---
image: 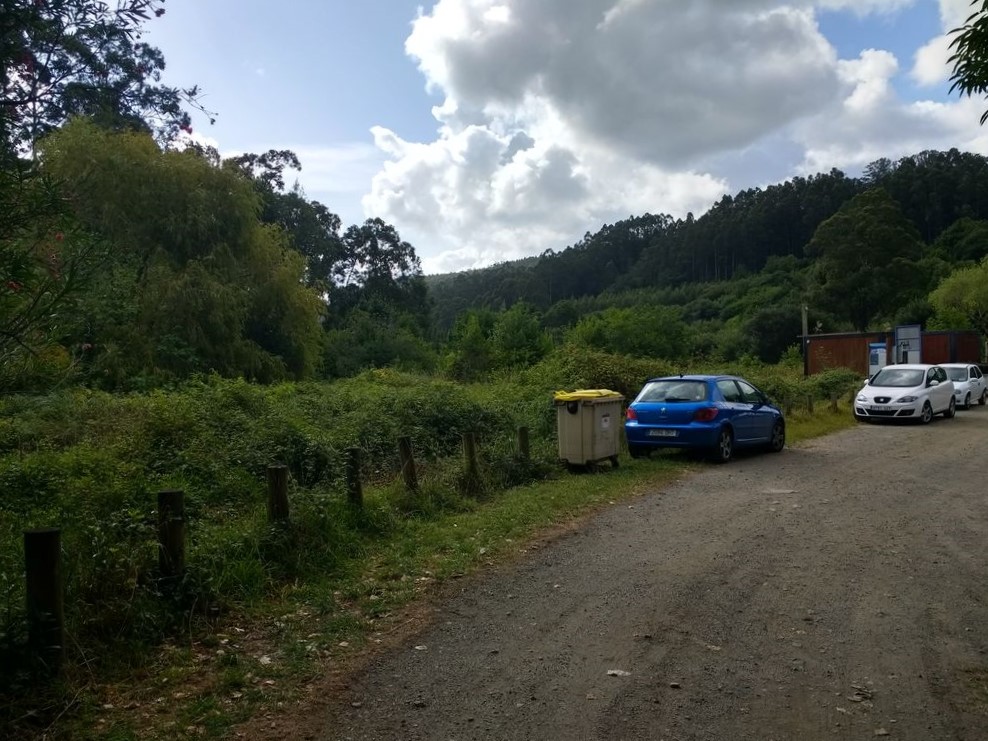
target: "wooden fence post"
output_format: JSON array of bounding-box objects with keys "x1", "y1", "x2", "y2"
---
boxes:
[
  {"x1": 397, "y1": 436, "x2": 418, "y2": 492},
  {"x1": 830, "y1": 393, "x2": 839, "y2": 413},
  {"x1": 266, "y1": 465, "x2": 290, "y2": 523},
  {"x1": 345, "y1": 447, "x2": 363, "y2": 508},
  {"x1": 805, "y1": 395, "x2": 814, "y2": 414},
  {"x1": 784, "y1": 397, "x2": 793, "y2": 417},
  {"x1": 157, "y1": 490, "x2": 186, "y2": 579},
  {"x1": 24, "y1": 528, "x2": 64, "y2": 675},
  {"x1": 517, "y1": 426, "x2": 530, "y2": 461}
]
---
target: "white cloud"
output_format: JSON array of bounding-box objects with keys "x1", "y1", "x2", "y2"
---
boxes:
[
  {"x1": 365, "y1": 0, "x2": 988, "y2": 273},
  {"x1": 364, "y1": 121, "x2": 726, "y2": 273},
  {"x1": 912, "y1": 34, "x2": 951, "y2": 86},
  {"x1": 910, "y1": 0, "x2": 975, "y2": 86},
  {"x1": 798, "y1": 48, "x2": 988, "y2": 174}
]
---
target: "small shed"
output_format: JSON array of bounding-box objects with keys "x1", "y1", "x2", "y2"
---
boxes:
[{"x1": 804, "y1": 329, "x2": 981, "y2": 376}]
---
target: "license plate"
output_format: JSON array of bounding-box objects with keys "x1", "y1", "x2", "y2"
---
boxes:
[
  {"x1": 648, "y1": 429, "x2": 678, "y2": 438},
  {"x1": 870, "y1": 405, "x2": 895, "y2": 412}
]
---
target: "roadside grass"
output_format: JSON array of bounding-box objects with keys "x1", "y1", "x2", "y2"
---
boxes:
[{"x1": 60, "y1": 402, "x2": 858, "y2": 740}]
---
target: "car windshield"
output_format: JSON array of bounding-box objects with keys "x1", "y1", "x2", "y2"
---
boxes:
[
  {"x1": 946, "y1": 368, "x2": 968, "y2": 382},
  {"x1": 870, "y1": 368, "x2": 925, "y2": 387},
  {"x1": 637, "y1": 380, "x2": 708, "y2": 403}
]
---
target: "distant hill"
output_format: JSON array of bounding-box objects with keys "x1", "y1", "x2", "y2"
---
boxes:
[{"x1": 427, "y1": 149, "x2": 988, "y2": 335}]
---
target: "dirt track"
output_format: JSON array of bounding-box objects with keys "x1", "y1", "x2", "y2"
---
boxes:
[{"x1": 323, "y1": 412, "x2": 988, "y2": 740}]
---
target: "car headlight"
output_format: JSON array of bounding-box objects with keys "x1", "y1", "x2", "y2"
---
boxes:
[
  {"x1": 856, "y1": 394, "x2": 868, "y2": 402},
  {"x1": 898, "y1": 396, "x2": 918, "y2": 403}
]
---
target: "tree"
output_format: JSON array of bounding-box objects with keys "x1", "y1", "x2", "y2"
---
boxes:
[
  {"x1": 566, "y1": 306, "x2": 687, "y2": 359},
  {"x1": 0, "y1": 163, "x2": 108, "y2": 389},
  {"x1": 442, "y1": 309, "x2": 496, "y2": 381},
  {"x1": 929, "y1": 258, "x2": 988, "y2": 337},
  {"x1": 949, "y1": 0, "x2": 988, "y2": 125},
  {"x1": 332, "y1": 218, "x2": 430, "y2": 327},
  {"x1": 806, "y1": 188, "x2": 927, "y2": 330},
  {"x1": 256, "y1": 185, "x2": 346, "y2": 291},
  {"x1": 489, "y1": 302, "x2": 552, "y2": 369},
  {"x1": 37, "y1": 118, "x2": 324, "y2": 384},
  {"x1": 744, "y1": 306, "x2": 803, "y2": 363},
  {"x1": 323, "y1": 309, "x2": 435, "y2": 378},
  {"x1": 932, "y1": 217, "x2": 988, "y2": 263},
  {"x1": 224, "y1": 149, "x2": 300, "y2": 192},
  {"x1": 1, "y1": 0, "x2": 212, "y2": 154}
]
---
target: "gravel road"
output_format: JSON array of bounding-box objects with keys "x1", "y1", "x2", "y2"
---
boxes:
[{"x1": 323, "y1": 412, "x2": 988, "y2": 740}]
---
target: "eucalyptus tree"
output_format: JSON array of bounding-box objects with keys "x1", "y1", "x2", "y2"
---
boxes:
[
  {"x1": 949, "y1": 0, "x2": 988, "y2": 124},
  {"x1": 1, "y1": 0, "x2": 210, "y2": 154}
]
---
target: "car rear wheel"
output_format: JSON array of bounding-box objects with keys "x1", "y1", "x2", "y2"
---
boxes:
[
  {"x1": 768, "y1": 419, "x2": 785, "y2": 453},
  {"x1": 980, "y1": 390, "x2": 987, "y2": 406},
  {"x1": 943, "y1": 397, "x2": 956, "y2": 419},
  {"x1": 964, "y1": 393, "x2": 971, "y2": 409},
  {"x1": 920, "y1": 401, "x2": 934, "y2": 424},
  {"x1": 711, "y1": 428, "x2": 733, "y2": 463}
]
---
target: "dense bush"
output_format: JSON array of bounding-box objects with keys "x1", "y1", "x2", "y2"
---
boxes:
[{"x1": 0, "y1": 371, "x2": 564, "y2": 684}]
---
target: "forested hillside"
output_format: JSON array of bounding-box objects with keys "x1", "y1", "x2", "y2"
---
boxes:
[
  {"x1": 427, "y1": 150, "x2": 988, "y2": 368},
  {"x1": 429, "y1": 151, "x2": 988, "y2": 324}
]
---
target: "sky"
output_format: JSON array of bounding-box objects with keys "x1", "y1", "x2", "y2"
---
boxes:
[{"x1": 145, "y1": 0, "x2": 988, "y2": 275}]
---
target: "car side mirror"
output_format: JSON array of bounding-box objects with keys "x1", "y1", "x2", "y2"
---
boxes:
[{"x1": 929, "y1": 380, "x2": 940, "y2": 387}]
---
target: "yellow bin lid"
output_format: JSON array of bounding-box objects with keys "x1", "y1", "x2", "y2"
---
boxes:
[{"x1": 553, "y1": 389, "x2": 623, "y2": 402}]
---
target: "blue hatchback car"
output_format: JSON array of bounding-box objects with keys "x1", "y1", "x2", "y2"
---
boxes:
[{"x1": 624, "y1": 375, "x2": 785, "y2": 462}]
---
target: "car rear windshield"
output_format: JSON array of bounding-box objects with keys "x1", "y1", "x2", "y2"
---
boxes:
[
  {"x1": 636, "y1": 380, "x2": 708, "y2": 403},
  {"x1": 870, "y1": 368, "x2": 925, "y2": 387},
  {"x1": 946, "y1": 368, "x2": 968, "y2": 382}
]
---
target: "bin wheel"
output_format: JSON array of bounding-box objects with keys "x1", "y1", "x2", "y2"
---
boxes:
[{"x1": 610, "y1": 455, "x2": 619, "y2": 469}]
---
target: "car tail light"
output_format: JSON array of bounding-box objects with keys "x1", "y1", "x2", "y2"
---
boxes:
[
  {"x1": 625, "y1": 407, "x2": 638, "y2": 421},
  {"x1": 693, "y1": 407, "x2": 719, "y2": 422}
]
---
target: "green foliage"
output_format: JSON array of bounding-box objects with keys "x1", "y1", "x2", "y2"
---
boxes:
[
  {"x1": 36, "y1": 119, "x2": 326, "y2": 384},
  {"x1": 489, "y1": 302, "x2": 552, "y2": 369},
  {"x1": 807, "y1": 188, "x2": 927, "y2": 330},
  {"x1": 949, "y1": 0, "x2": 988, "y2": 125},
  {"x1": 744, "y1": 305, "x2": 803, "y2": 363},
  {"x1": 566, "y1": 305, "x2": 687, "y2": 359},
  {"x1": 1, "y1": 0, "x2": 208, "y2": 153},
  {"x1": 525, "y1": 345, "x2": 676, "y2": 399},
  {"x1": 441, "y1": 309, "x2": 497, "y2": 381},
  {"x1": 933, "y1": 217, "x2": 988, "y2": 262},
  {"x1": 0, "y1": 160, "x2": 109, "y2": 391},
  {"x1": 324, "y1": 310, "x2": 436, "y2": 378},
  {"x1": 930, "y1": 257, "x2": 988, "y2": 336},
  {"x1": 808, "y1": 368, "x2": 863, "y2": 398},
  {"x1": 0, "y1": 372, "x2": 561, "y2": 669}
]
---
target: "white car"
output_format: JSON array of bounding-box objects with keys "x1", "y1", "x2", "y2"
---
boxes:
[
  {"x1": 854, "y1": 364, "x2": 955, "y2": 424},
  {"x1": 941, "y1": 363, "x2": 987, "y2": 409}
]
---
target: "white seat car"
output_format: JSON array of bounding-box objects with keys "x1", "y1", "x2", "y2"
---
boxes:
[
  {"x1": 941, "y1": 363, "x2": 987, "y2": 409},
  {"x1": 854, "y1": 364, "x2": 955, "y2": 423}
]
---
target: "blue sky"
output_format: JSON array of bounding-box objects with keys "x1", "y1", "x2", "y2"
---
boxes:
[{"x1": 146, "y1": 0, "x2": 988, "y2": 274}]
